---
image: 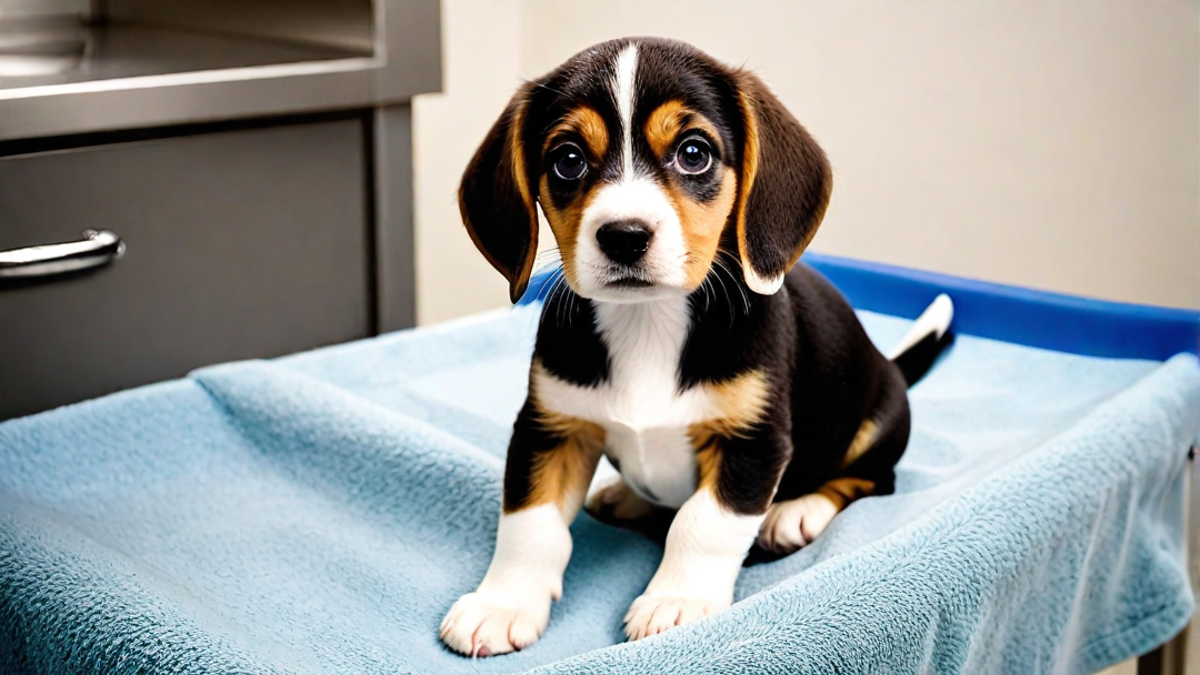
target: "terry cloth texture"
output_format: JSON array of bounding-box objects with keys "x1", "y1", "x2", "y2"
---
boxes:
[{"x1": 2, "y1": 303, "x2": 1199, "y2": 675}]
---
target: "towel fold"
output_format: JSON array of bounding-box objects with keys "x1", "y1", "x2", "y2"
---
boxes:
[{"x1": 2, "y1": 304, "x2": 1198, "y2": 674}]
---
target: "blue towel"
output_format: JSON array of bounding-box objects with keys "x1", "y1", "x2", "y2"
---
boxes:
[{"x1": 2, "y1": 303, "x2": 1199, "y2": 675}]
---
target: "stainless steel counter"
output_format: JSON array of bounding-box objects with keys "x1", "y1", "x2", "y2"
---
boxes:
[{"x1": 0, "y1": 0, "x2": 440, "y2": 141}]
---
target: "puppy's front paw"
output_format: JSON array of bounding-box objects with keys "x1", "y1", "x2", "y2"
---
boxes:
[
  {"x1": 439, "y1": 590, "x2": 551, "y2": 657},
  {"x1": 756, "y1": 493, "x2": 839, "y2": 554},
  {"x1": 623, "y1": 593, "x2": 725, "y2": 641}
]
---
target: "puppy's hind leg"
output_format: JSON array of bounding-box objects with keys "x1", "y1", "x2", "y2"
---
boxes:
[
  {"x1": 759, "y1": 378, "x2": 910, "y2": 555},
  {"x1": 757, "y1": 477, "x2": 875, "y2": 554}
]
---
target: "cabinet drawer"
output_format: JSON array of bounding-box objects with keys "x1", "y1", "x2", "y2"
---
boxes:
[{"x1": 0, "y1": 119, "x2": 370, "y2": 420}]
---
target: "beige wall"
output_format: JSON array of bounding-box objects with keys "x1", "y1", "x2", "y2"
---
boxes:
[
  {"x1": 412, "y1": 0, "x2": 523, "y2": 324},
  {"x1": 414, "y1": 1, "x2": 1200, "y2": 325}
]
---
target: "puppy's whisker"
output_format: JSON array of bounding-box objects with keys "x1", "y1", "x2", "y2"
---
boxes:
[
  {"x1": 567, "y1": 285, "x2": 579, "y2": 330},
  {"x1": 553, "y1": 273, "x2": 573, "y2": 329},
  {"x1": 712, "y1": 258, "x2": 750, "y2": 316},
  {"x1": 707, "y1": 261, "x2": 736, "y2": 327},
  {"x1": 699, "y1": 273, "x2": 714, "y2": 313},
  {"x1": 541, "y1": 267, "x2": 568, "y2": 327},
  {"x1": 534, "y1": 247, "x2": 563, "y2": 272},
  {"x1": 711, "y1": 250, "x2": 751, "y2": 315}
]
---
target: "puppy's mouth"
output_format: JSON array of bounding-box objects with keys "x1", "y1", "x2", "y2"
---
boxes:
[
  {"x1": 570, "y1": 259, "x2": 689, "y2": 304},
  {"x1": 595, "y1": 261, "x2": 656, "y2": 289},
  {"x1": 605, "y1": 275, "x2": 654, "y2": 289},
  {"x1": 583, "y1": 272, "x2": 689, "y2": 304}
]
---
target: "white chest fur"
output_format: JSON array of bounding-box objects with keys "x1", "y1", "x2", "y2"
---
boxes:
[{"x1": 534, "y1": 297, "x2": 717, "y2": 509}]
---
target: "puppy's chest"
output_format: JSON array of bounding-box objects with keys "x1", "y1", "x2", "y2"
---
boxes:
[
  {"x1": 545, "y1": 359, "x2": 713, "y2": 509},
  {"x1": 537, "y1": 301, "x2": 714, "y2": 508}
]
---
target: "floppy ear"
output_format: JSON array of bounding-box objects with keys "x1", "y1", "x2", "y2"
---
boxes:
[
  {"x1": 732, "y1": 73, "x2": 832, "y2": 295},
  {"x1": 459, "y1": 86, "x2": 539, "y2": 303}
]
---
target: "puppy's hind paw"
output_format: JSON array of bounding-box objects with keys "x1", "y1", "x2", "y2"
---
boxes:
[
  {"x1": 756, "y1": 493, "x2": 839, "y2": 555},
  {"x1": 585, "y1": 477, "x2": 655, "y2": 522}
]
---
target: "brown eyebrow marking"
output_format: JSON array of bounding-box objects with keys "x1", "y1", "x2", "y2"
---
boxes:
[
  {"x1": 644, "y1": 100, "x2": 724, "y2": 159},
  {"x1": 543, "y1": 105, "x2": 609, "y2": 158}
]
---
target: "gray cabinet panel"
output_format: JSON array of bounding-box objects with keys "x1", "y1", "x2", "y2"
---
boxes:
[{"x1": 0, "y1": 119, "x2": 370, "y2": 420}]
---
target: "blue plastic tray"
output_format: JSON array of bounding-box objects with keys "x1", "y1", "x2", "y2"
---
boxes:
[{"x1": 521, "y1": 253, "x2": 1200, "y2": 361}]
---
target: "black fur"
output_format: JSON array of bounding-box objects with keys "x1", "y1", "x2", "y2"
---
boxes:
[
  {"x1": 893, "y1": 331, "x2": 956, "y2": 386},
  {"x1": 736, "y1": 72, "x2": 831, "y2": 282},
  {"x1": 536, "y1": 290, "x2": 610, "y2": 387},
  {"x1": 537, "y1": 259, "x2": 915, "y2": 517}
]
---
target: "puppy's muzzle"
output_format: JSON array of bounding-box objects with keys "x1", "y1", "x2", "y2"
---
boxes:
[{"x1": 596, "y1": 219, "x2": 653, "y2": 266}]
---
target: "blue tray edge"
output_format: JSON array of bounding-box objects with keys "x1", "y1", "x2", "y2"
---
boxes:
[{"x1": 519, "y1": 254, "x2": 1200, "y2": 361}]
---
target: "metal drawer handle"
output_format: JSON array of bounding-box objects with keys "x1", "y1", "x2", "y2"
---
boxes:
[{"x1": 0, "y1": 229, "x2": 125, "y2": 279}]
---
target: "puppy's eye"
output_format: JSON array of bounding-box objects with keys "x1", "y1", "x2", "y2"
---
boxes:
[
  {"x1": 674, "y1": 137, "x2": 712, "y2": 175},
  {"x1": 552, "y1": 144, "x2": 588, "y2": 181}
]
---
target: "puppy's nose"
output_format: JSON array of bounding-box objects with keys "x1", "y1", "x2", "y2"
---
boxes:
[{"x1": 596, "y1": 220, "x2": 652, "y2": 266}]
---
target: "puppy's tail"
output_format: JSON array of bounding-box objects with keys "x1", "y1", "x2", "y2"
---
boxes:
[{"x1": 886, "y1": 294, "x2": 954, "y2": 386}]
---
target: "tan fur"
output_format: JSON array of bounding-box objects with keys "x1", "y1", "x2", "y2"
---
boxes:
[
  {"x1": 519, "y1": 434, "x2": 604, "y2": 516},
  {"x1": 538, "y1": 175, "x2": 599, "y2": 289},
  {"x1": 815, "y1": 477, "x2": 876, "y2": 511},
  {"x1": 689, "y1": 369, "x2": 772, "y2": 505},
  {"x1": 494, "y1": 98, "x2": 538, "y2": 301},
  {"x1": 643, "y1": 100, "x2": 725, "y2": 158},
  {"x1": 839, "y1": 419, "x2": 880, "y2": 469},
  {"x1": 689, "y1": 369, "x2": 772, "y2": 442},
  {"x1": 544, "y1": 105, "x2": 609, "y2": 159},
  {"x1": 695, "y1": 436, "x2": 722, "y2": 491},
  {"x1": 508, "y1": 361, "x2": 606, "y2": 515},
  {"x1": 669, "y1": 168, "x2": 737, "y2": 289},
  {"x1": 733, "y1": 89, "x2": 762, "y2": 280}
]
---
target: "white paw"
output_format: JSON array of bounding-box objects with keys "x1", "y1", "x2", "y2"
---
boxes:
[
  {"x1": 439, "y1": 589, "x2": 551, "y2": 657},
  {"x1": 756, "y1": 493, "x2": 839, "y2": 554},
  {"x1": 623, "y1": 593, "x2": 726, "y2": 641},
  {"x1": 585, "y1": 477, "x2": 655, "y2": 521}
]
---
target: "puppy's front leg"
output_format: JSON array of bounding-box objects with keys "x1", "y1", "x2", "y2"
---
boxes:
[
  {"x1": 624, "y1": 435, "x2": 786, "y2": 640},
  {"x1": 440, "y1": 398, "x2": 603, "y2": 656}
]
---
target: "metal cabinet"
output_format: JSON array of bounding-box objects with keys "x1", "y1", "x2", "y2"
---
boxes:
[{"x1": 0, "y1": 119, "x2": 372, "y2": 419}]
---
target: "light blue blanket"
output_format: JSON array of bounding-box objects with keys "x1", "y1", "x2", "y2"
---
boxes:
[{"x1": 2, "y1": 303, "x2": 1199, "y2": 674}]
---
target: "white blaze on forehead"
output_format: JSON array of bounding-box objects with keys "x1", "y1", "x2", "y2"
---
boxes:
[
  {"x1": 570, "y1": 42, "x2": 692, "y2": 300},
  {"x1": 613, "y1": 43, "x2": 638, "y2": 179}
]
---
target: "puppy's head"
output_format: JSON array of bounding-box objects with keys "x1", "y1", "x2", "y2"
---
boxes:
[{"x1": 460, "y1": 37, "x2": 831, "y2": 304}]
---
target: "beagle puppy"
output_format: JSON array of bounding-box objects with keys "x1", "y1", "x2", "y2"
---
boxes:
[{"x1": 439, "y1": 37, "x2": 953, "y2": 656}]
